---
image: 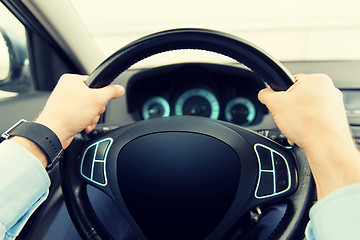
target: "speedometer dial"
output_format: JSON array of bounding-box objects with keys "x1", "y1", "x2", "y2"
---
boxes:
[
  {"x1": 225, "y1": 97, "x2": 256, "y2": 125},
  {"x1": 142, "y1": 97, "x2": 170, "y2": 120},
  {"x1": 175, "y1": 88, "x2": 220, "y2": 119}
]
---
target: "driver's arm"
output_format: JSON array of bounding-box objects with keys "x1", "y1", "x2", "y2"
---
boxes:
[
  {"x1": 258, "y1": 73, "x2": 360, "y2": 239},
  {"x1": 0, "y1": 74, "x2": 124, "y2": 240}
]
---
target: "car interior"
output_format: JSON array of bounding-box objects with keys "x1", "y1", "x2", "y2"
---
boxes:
[{"x1": 0, "y1": 0, "x2": 360, "y2": 239}]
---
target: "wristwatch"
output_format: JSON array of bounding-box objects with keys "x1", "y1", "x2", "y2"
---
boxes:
[{"x1": 1, "y1": 119, "x2": 64, "y2": 170}]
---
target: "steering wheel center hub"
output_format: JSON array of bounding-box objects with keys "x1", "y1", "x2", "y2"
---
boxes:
[{"x1": 117, "y1": 132, "x2": 241, "y2": 239}]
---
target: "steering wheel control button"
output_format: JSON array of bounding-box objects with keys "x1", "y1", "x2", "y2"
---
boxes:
[
  {"x1": 274, "y1": 154, "x2": 290, "y2": 193},
  {"x1": 255, "y1": 146, "x2": 273, "y2": 170},
  {"x1": 80, "y1": 138, "x2": 113, "y2": 186},
  {"x1": 95, "y1": 140, "x2": 110, "y2": 160},
  {"x1": 92, "y1": 162, "x2": 106, "y2": 185},
  {"x1": 257, "y1": 172, "x2": 274, "y2": 196},
  {"x1": 81, "y1": 145, "x2": 96, "y2": 179},
  {"x1": 254, "y1": 144, "x2": 291, "y2": 199}
]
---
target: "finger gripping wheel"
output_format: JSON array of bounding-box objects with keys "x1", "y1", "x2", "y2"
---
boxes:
[{"x1": 61, "y1": 28, "x2": 315, "y2": 240}]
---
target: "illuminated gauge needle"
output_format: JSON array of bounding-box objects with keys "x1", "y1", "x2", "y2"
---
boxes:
[
  {"x1": 142, "y1": 97, "x2": 170, "y2": 120},
  {"x1": 186, "y1": 106, "x2": 206, "y2": 115},
  {"x1": 148, "y1": 107, "x2": 159, "y2": 115},
  {"x1": 175, "y1": 88, "x2": 220, "y2": 119}
]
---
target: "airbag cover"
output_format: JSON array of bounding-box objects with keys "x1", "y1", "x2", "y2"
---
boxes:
[{"x1": 117, "y1": 132, "x2": 240, "y2": 239}]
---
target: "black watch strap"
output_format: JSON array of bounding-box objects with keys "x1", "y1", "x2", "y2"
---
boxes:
[{"x1": 1, "y1": 119, "x2": 63, "y2": 170}]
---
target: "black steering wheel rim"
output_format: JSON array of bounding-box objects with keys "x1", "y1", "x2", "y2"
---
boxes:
[
  {"x1": 87, "y1": 28, "x2": 294, "y2": 91},
  {"x1": 60, "y1": 28, "x2": 315, "y2": 240}
]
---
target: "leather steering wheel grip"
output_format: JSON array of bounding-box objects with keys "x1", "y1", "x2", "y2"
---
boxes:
[{"x1": 87, "y1": 28, "x2": 294, "y2": 91}]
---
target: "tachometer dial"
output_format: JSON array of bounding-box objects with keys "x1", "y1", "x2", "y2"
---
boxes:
[
  {"x1": 175, "y1": 88, "x2": 220, "y2": 119},
  {"x1": 142, "y1": 97, "x2": 170, "y2": 120},
  {"x1": 225, "y1": 97, "x2": 256, "y2": 125}
]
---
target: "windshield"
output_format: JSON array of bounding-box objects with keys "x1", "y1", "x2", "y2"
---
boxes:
[{"x1": 72, "y1": 0, "x2": 360, "y2": 62}]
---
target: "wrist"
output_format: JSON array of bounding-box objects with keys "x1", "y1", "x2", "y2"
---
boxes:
[
  {"x1": 35, "y1": 116, "x2": 68, "y2": 148},
  {"x1": 10, "y1": 136, "x2": 48, "y2": 168},
  {"x1": 305, "y1": 134, "x2": 360, "y2": 199},
  {"x1": 1, "y1": 119, "x2": 64, "y2": 170}
]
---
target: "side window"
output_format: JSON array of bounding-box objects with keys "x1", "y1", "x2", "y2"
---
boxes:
[{"x1": 0, "y1": 3, "x2": 32, "y2": 98}]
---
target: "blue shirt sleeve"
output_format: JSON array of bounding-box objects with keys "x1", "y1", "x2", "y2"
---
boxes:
[
  {"x1": 0, "y1": 140, "x2": 50, "y2": 240},
  {"x1": 305, "y1": 183, "x2": 360, "y2": 240}
]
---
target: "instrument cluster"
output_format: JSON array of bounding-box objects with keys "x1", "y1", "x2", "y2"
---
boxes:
[{"x1": 126, "y1": 63, "x2": 268, "y2": 127}]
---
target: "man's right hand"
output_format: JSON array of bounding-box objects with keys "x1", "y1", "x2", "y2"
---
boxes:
[{"x1": 258, "y1": 74, "x2": 360, "y2": 199}]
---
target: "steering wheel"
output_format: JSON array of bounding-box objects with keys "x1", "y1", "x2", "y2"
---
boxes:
[{"x1": 60, "y1": 28, "x2": 315, "y2": 240}]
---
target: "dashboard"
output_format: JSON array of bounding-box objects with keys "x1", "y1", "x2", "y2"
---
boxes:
[{"x1": 126, "y1": 63, "x2": 269, "y2": 127}]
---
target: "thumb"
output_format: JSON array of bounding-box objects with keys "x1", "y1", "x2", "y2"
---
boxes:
[
  {"x1": 258, "y1": 88, "x2": 276, "y2": 105},
  {"x1": 258, "y1": 88, "x2": 287, "y2": 114},
  {"x1": 97, "y1": 84, "x2": 125, "y2": 102}
]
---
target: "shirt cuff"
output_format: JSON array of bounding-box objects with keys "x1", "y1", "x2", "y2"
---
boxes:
[{"x1": 0, "y1": 140, "x2": 50, "y2": 234}]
